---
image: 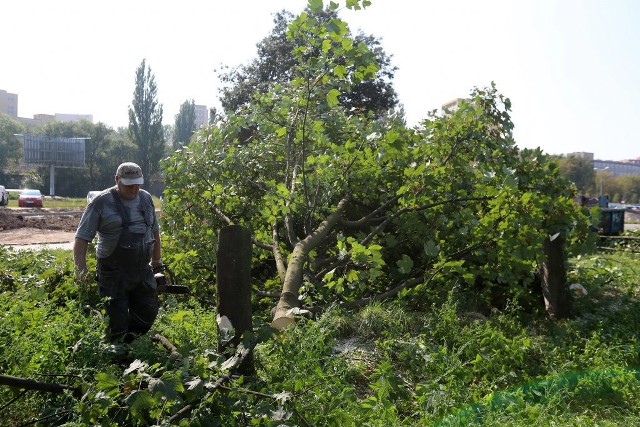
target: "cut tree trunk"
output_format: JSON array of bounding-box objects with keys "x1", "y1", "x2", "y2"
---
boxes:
[
  {"x1": 538, "y1": 234, "x2": 572, "y2": 319},
  {"x1": 271, "y1": 196, "x2": 350, "y2": 329},
  {"x1": 217, "y1": 225, "x2": 253, "y2": 374}
]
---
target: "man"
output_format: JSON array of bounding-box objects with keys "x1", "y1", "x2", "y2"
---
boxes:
[{"x1": 74, "y1": 162, "x2": 162, "y2": 344}]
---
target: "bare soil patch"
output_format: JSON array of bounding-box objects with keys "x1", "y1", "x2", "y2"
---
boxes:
[{"x1": 0, "y1": 208, "x2": 82, "y2": 245}]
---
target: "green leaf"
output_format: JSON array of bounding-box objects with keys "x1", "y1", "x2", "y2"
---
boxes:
[
  {"x1": 333, "y1": 65, "x2": 347, "y2": 78},
  {"x1": 148, "y1": 373, "x2": 184, "y2": 400},
  {"x1": 322, "y1": 39, "x2": 332, "y2": 54},
  {"x1": 503, "y1": 174, "x2": 518, "y2": 189},
  {"x1": 123, "y1": 359, "x2": 146, "y2": 376},
  {"x1": 95, "y1": 372, "x2": 119, "y2": 393},
  {"x1": 125, "y1": 390, "x2": 153, "y2": 420},
  {"x1": 424, "y1": 241, "x2": 440, "y2": 258},
  {"x1": 396, "y1": 255, "x2": 414, "y2": 274},
  {"x1": 308, "y1": 0, "x2": 324, "y2": 13},
  {"x1": 327, "y1": 89, "x2": 341, "y2": 107}
]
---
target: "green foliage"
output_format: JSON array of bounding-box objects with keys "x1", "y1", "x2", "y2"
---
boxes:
[
  {"x1": 0, "y1": 113, "x2": 24, "y2": 174},
  {"x1": 218, "y1": 6, "x2": 397, "y2": 117},
  {"x1": 2, "y1": 244, "x2": 640, "y2": 425},
  {"x1": 2, "y1": 1, "x2": 636, "y2": 425},
  {"x1": 161, "y1": 1, "x2": 596, "y2": 322},
  {"x1": 556, "y1": 154, "x2": 596, "y2": 195}
]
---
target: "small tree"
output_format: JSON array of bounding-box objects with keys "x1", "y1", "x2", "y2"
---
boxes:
[{"x1": 128, "y1": 59, "x2": 165, "y2": 176}]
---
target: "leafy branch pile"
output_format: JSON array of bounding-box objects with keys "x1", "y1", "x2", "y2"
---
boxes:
[{"x1": 162, "y1": 1, "x2": 594, "y2": 326}]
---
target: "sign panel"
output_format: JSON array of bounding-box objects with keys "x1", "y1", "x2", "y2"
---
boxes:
[{"x1": 22, "y1": 135, "x2": 86, "y2": 167}]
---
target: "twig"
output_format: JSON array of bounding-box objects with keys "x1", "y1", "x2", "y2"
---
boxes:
[
  {"x1": 152, "y1": 334, "x2": 183, "y2": 360},
  {"x1": 19, "y1": 409, "x2": 70, "y2": 427},
  {"x1": 0, "y1": 389, "x2": 27, "y2": 411}
]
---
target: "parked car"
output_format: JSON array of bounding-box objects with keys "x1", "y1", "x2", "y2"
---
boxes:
[
  {"x1": 86, "y1": 191, "x2": 101, "y2": 204},
  {"x1": 18, "y1": 189, "x2": 44, "y2": 208},
  {"x1": 0, "y1": 185, "x2": 8, "y2": 206}
]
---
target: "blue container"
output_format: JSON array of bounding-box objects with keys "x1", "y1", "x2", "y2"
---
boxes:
[{"x1": 599, "y1": 208, "x2": 625, "y2": 236}]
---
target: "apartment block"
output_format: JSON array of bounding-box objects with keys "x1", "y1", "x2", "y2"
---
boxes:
[
  {"x1": 0, "y1": 89, "x2": 18, "y2": 117},
  {"x1": 194, "y1": 104, "x2": 208, "y2": 128}
]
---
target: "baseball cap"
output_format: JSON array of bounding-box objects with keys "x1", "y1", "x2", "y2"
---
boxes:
[{"x1": 116, "y1": 162, "x2": 144, "y2": 185}]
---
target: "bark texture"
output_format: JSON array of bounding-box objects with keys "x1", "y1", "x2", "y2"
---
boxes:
[
  {"x1": 538, "y1": 234, "x2": 572, "y2": 319},
  {"x1": 217, "y1": 225, "x2": 253, "y2": 374}
]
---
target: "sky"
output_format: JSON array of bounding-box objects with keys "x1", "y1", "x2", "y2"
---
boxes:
[{"x1": 2, "y1": 0, "x2": 639, "y2": 161}]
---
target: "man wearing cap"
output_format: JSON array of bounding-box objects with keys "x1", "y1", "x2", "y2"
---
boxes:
[{"x1": 74, "y1": 162, "x2": 162, "y2": 344}]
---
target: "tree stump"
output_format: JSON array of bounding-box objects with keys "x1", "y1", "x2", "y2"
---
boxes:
[
  {"x1": 216, "y1": 225, "x2": 253, "y2": 374},
  {"x1": 538, "y1": 234, "x2": 572, "y2": 319}
]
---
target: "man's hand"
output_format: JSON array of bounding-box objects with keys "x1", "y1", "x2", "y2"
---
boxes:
[
  {"x1": 74, "y1": 268, "x2": 92, "y2": 286},
  {"x1": 75, "y1": 269, "x2": 94, "y2": 306}
]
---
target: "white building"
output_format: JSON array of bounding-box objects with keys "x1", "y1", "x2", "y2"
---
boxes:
[
  {"x1": 0, "y1": 89, "x2": 18, "y2": 117},
  {"x1": 194, "y1": 104, "x2": 208, "y2": 128}
]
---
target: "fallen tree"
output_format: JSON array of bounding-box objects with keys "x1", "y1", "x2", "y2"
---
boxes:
[{"x1": 162, "y1": 1, "x2": 595, "y2": 325}]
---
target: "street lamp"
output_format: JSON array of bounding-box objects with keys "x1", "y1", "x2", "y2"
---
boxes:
[{"x1": 594, "y1": 166, "x2": 609, "y2": 196}]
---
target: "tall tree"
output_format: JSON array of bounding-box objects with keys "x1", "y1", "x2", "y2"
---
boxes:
[
  {"x1": 556, "y1": 154, "x2": 595, "y2": 195},
  {"x1": 218, "y1": 7, "x2": 398, "y2": 117},
  {"x1": 128, "y1": 59, "x2": 164, "y2": 176},
  {"x1": 172, "y1": 99, "x2": 196, "y2": 149}
]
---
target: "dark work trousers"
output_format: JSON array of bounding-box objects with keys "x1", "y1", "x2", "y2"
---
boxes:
[{"x1": 96, "y1": 233, "x2": 158, "y2": 344}]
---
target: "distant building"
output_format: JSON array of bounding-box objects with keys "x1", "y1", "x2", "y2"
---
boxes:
[
  {"x1": 54, "y1": 113, "x2": 93, "y2": 123},
  {"x1": 441, "y1": 98, "x2": 468, "y2": 113},
  {"x1": 571, "y1": 152, "x2": 640, "y2": 177},
  {"x1": 1, "y1": 88, "x2": 92, "y2": 125},
  {"x1": 593, "y1": 159, "x2": 640, "y2": 177},
  {"x1": 16, "y1": 114, "x2": 55, "y2": 127},
  {"x1": 194, "y1": 104, "x2": 208, "y2": 128},
  {"x1": 0, "y1": 89, "x2": 18, "y2": 117}
]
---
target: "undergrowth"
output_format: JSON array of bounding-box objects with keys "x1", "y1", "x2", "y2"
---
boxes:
[{"x1": 1, "y1": 246, "x2": 639, "y2": 426}]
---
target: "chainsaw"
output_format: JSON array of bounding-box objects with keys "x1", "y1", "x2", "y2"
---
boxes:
[{"x1": 153, "y1": 265, "x2": 189, "y2": 295}]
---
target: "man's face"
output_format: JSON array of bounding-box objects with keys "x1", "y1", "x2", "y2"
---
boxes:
[{"x1": 116, "y1": 177, "x2": 141, "y2": 200}]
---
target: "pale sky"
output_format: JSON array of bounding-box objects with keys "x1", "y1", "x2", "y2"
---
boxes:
[{"x1": 2, "y1": 0, "x2": 639, "y2": 161}]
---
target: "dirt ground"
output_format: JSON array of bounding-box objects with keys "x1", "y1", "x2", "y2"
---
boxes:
[{"x1": 0, "y1": 208, "x2": 81, "y2": 245}]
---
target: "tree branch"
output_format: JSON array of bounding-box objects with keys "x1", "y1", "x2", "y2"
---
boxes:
[
  {"x1": 152, "y1": 334, "x2": 183, "y2": 360},
  {"x1": 0, "y1": 374, "x2": 78, "y2": 395},
  {"x1": 284, "y1": 164, "x2": 301, "y2": 246},
  {"x1": 272, "y1": 223, "x2": 288, "y2": 283},
  {"x1": 340, "y1": 276, "x2": 427, "y2": 310},
  {"x1": 272, "y1": 195, "x2": 352, "y2": 329},
  {"x1": 206, "y1": 200, "x2": 233, "y2": 226},
  {"x1": 338, "y1": 194, "x2": 402, "y2": 228}
]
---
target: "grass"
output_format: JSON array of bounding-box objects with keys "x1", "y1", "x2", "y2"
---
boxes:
[
  {"x1": 0, "y1": 246, "x2": 639, "y2": 425},
  {"x1": 4, "y1": 194, "x2": 162, "y2": 209}
]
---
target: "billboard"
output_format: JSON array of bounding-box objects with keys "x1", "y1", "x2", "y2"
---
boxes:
[{"x1": 22, "y1": 135, "x2": 87, "y2": 167}]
